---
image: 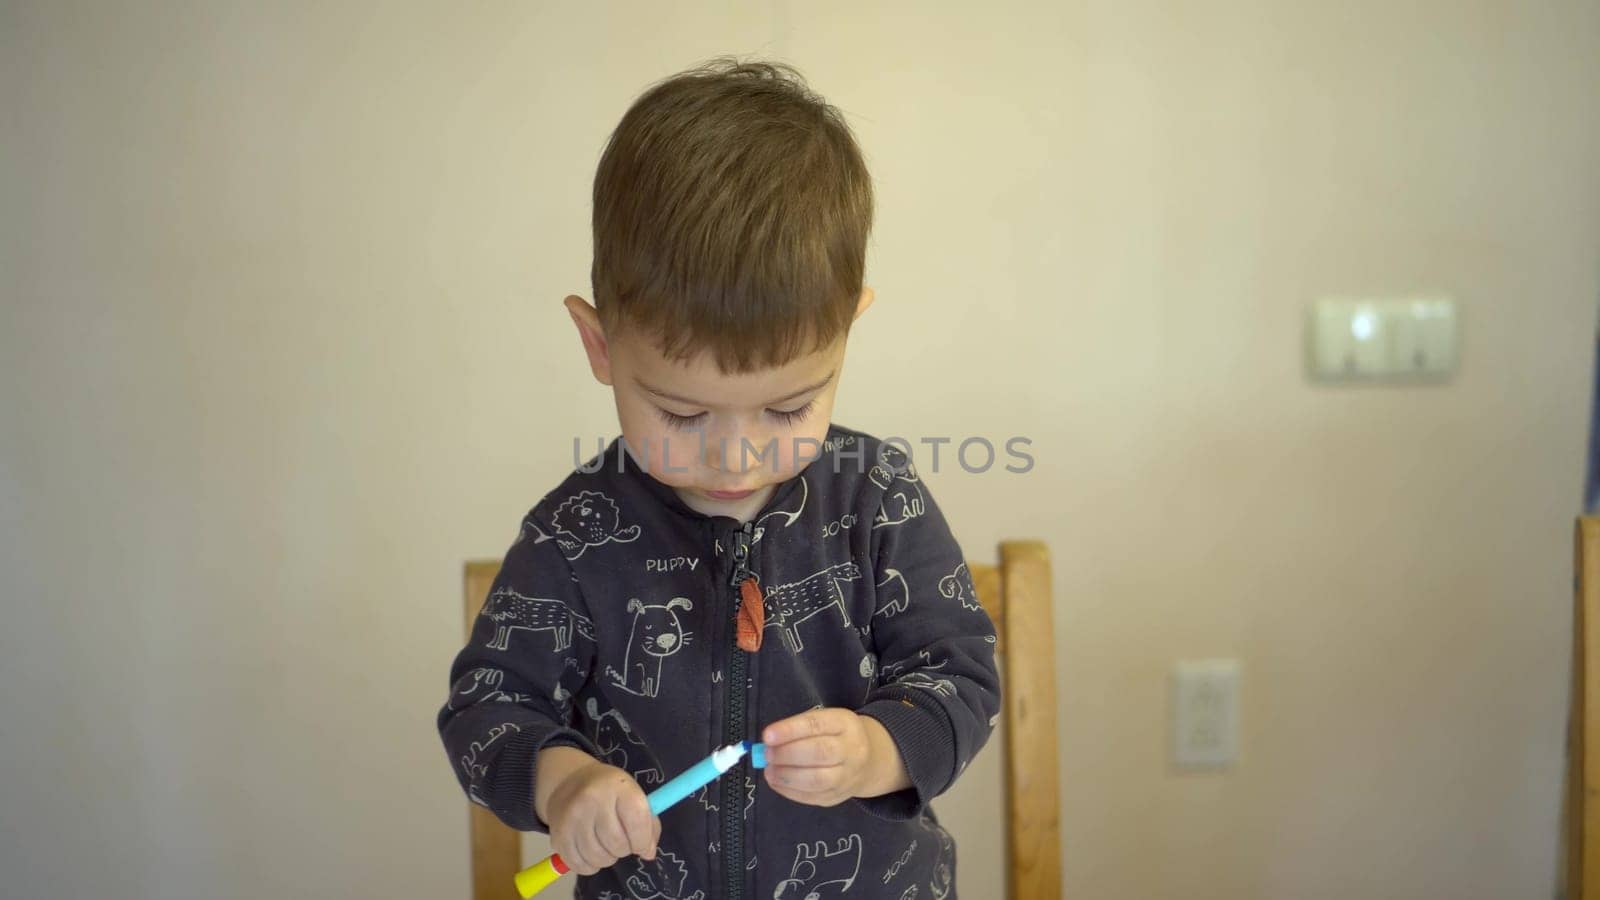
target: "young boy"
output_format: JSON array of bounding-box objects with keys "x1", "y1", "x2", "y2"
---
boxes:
[{"x1": 439, "y1": 58, "x2": 999, "y2": 900}]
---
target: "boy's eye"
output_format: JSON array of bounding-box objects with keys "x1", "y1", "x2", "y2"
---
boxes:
[
  {"x1": 655, "y1": 408, "x2": 706, "y2": 430},
  {"x1": 766, "y1": 401, "x2": 814, "y2": 426},
  {"x1": 654, "y1": 401, "x2": 814, "y2": 429}
]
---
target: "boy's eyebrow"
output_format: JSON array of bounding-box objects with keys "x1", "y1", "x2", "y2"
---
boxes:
[{"x1": 637, "y1": 371, "x2": 836, "y2": 409}]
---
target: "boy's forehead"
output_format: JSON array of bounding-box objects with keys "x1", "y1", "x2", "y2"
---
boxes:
[{"x1": 615, "y1": 328, "x2": 842, "y2": 406}]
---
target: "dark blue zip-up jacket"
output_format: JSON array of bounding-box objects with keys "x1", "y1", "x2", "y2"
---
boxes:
[{"x1": 438, "y1": 424, "x2": 1000, "y2": 900}]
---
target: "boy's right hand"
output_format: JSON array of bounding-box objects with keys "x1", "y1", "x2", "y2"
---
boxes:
[{"x1": 534, "y1": 745, "x2": 659, "y2": 874}]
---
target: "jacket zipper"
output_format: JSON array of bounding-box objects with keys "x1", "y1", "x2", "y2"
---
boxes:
[{"x1": 721, "y1": 520, "x2": 755, "y2": 900}]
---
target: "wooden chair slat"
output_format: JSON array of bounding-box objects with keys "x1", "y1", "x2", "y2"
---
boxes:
[
  {"x1": 463, "y1": 562, "x2": 523, "y2": 900},
  {"x1": 1572, "y1": 518, "x2": 1600, "y2": 899},
  {"x1": 999, "y1": 540, "x2": 1060, "y2": 900}
]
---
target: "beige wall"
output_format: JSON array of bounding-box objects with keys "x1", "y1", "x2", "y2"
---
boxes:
[{"x1": 4, "y1": 2, "x2": 1598, "y2": 898}]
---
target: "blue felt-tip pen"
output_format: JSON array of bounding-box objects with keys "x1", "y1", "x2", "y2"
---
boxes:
[
  {"x1": 647, "y1": 739, "x2": 765, "y2": 813},
  {"x1": 513, "y1": 740, "x2": 769, "y2": 898}
]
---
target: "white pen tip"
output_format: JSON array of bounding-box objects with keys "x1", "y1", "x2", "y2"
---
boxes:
[{"x1": 710, "y1": 742, "x2": 750, "y2": 770}]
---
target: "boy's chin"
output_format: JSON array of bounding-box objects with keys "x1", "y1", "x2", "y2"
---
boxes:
[{"x1": 673, "y1": 483, "x2": 778, "y2": 518}]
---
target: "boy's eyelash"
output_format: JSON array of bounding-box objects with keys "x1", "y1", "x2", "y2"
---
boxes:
[
  {"x1": 654, "y1": 402, "x2": 815, "y2": 430},
  {"x1": 656, "y1": 408, "x2": 706, "y2": 430},
  {"x1": 767, "y1": 401, "x2": 814, "y2": 426}
]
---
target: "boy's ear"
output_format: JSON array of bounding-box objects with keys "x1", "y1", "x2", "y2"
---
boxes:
[
  {"x1": 853, "y1": 286, "x2": 876, "y2": 322},
  {"x1": 564, "y1": 295, "x2": 613, "y2": 386}
]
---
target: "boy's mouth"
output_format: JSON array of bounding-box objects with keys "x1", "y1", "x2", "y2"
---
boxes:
[{"x1": 704, "y1": 488, "x2": 757, "y2": 500}]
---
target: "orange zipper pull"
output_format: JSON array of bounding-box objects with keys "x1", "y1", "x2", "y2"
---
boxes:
[{"x1": 736, "y1": 576, "x2": 764, "y2": 652}]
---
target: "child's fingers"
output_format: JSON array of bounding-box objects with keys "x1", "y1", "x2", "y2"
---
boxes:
[
  {"x1": 765, "y1": 763, "x2": 845, "y2": 793},
  {"x1": 578, "y1": 828, "x2": 615, "y2": 873},
  {"x1": 762, "y1": 708, "x2": 847, "y2": 745},
  {"x1": 594, "y1": 816, "x2": 631, "y2": 862},
  {"x1": 559, "y1": 831, "x2": 598, "y2": 875},
  {"x1": 617, "y1": 793, "x2": 658, "y2": 860},
  {"x1": 760, "y1": 735, "x2": 842, "y2": 768},
  {"x1": 551, "y1": 836, "x2": 579, "y2": 874},
  {"x1": 765, "y1": 773, "x2": 847, "y2": 807}
]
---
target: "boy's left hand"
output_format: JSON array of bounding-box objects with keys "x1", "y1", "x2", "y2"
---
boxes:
[{"x1": 760, "y1": 708, "x2": 912, "y2": 806}]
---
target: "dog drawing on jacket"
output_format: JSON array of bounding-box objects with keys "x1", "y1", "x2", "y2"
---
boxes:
[
  {"x1": 762, "y1": 562, "x2": 860, "y2": 653},
  {"x1": 481, "y1": 588, "x2": 595, "y2": 652},
  {"x1": 606, "y1": 597, "x2": 693, "y2": 698}
]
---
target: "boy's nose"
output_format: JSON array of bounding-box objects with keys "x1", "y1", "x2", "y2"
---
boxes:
[{"x1": 700, "y1": 428, "x2": 754, "y2": 473}]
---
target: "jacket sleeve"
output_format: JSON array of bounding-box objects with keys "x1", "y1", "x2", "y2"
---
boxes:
[
  {"x1": 437, "y1": 506, "x2": 601, "y2": 832},
  {"x1": 855, "y1": 452, "x2": 1002, "y2": 820}
]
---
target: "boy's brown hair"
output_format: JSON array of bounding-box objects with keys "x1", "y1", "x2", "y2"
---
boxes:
[{"x1": 590, "y1": 57, "x2": 874, "y2": 374}]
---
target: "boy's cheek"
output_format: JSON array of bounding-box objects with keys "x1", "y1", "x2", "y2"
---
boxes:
[
  {"x1": 614, "y1": 418, "x2": 700, "y2": 483},
  {"x1": 787, "y1": 427, "x2": 831, "y2": 468},
  {"x1": 653, "y1": 433, "x2": 704, "y2": 479}
]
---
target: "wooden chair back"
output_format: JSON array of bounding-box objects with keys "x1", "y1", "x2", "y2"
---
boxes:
[{"x1": 1569, "y1": 518, "x2": 1600, "y2": 898}]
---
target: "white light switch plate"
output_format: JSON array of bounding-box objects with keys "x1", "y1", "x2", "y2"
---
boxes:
[
  {"x1": 1308, "y1": 296, "x2": 1458, "y2": 381},
  {"x1": 1172, "y1": 659, "x2": 1239, "y2": 770}
]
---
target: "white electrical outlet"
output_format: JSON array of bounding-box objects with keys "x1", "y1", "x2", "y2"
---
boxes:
[{"x1": 1171, "y1": 659, "x2": 1240, "y2": 770}]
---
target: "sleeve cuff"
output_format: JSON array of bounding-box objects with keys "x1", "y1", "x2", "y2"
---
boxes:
[
  {"x1": 855, "y1": 695, "x2": 957, "y2": 821},
  {"x1": 483, "y1": 726, "x2": 599, "y2": 833}
]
